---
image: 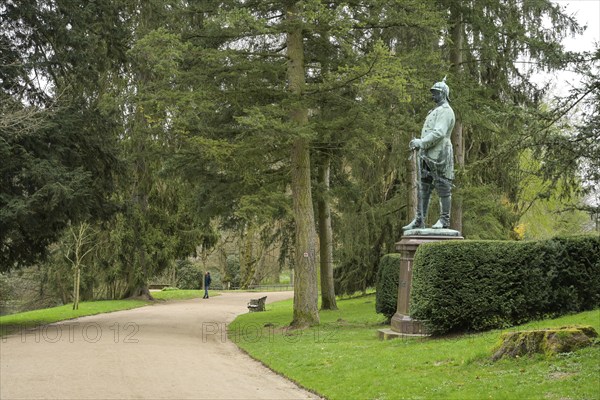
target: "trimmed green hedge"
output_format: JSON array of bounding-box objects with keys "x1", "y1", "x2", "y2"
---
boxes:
[
  {"x1": 410, "y1": 235, "x2": 600, "y2": 335},
  {"x1": 375, "y1": 254, "x2": 401, "y2": 320}
]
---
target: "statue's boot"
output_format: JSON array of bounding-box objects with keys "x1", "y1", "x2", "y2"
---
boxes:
[
  {"x1": 432, "y1": 195, "x2": 451, "y2": 229},
  {"x1": 402, "y1": 183, "x2": 432, "y2": 230},
  {"x1": 402, "y1": 216, "x2": 424, "y2": 230}
]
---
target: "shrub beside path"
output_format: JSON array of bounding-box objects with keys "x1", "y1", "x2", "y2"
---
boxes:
[{"x1": 0, "y1": 291, "x2": 319, "y2": 400}]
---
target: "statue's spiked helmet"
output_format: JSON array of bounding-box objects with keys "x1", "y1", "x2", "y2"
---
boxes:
[{"x1": 430, "y1": 76, "x2": 450, "y2": 101}]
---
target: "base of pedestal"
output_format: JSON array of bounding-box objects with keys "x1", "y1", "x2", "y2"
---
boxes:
[
  {"x1": 402, "y1": 227, "x2": 462, "y2": 237},
  {"x1": 390, "y1": 313, "x2": 429, "y2": 336}
]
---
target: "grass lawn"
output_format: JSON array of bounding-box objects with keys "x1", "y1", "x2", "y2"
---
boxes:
[
  {"x1": 151, "y1": 289, "x2": 218, "y2": 301},
  {"x1": 0, "y1": 289, "x2": 219, "y2": 336},
  {"x1": 229, "y1": 295, "x2": 600, "y2": 400},
  {"x1": 0, "y1": 300, "x2": 149, "y2": 336}
]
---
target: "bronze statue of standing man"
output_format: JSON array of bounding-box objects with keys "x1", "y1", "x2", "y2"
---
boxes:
[{"x1": 403, "y1": 77, "x2": 455, "y2": 230}]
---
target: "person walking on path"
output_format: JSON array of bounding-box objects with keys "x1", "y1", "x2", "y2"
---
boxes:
[{"x1": 203, "y1": 271, "x2": 212, "y2": 299}]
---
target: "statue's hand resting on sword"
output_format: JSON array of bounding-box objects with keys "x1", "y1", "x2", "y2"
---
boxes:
[{"x1": 409, "y1": 138, "x2": 422, "y2": 150}]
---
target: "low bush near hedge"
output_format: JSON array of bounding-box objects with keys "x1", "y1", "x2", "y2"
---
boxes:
[
  {"x1": 375, "y1": 254, "x2": 401, "y2": 321},
  {"x1": 410, "y1": 235, "x2": 599, "y2": 334}
]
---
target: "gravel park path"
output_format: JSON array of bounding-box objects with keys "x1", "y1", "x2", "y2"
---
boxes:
[{"x1": 0, "y1": 291, "x2": 319, "y2": 400}]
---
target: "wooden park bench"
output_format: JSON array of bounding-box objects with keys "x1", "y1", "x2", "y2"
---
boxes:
[
  {"x1": 247, "y1": 296, "x2": 267, "y2": 312},
  {"x1": 148, "y1": 283, "x2": 170, "y2": 290}
]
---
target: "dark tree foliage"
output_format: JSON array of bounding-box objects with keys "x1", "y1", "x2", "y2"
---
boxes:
[{"x1": 0, "y1": 1, "x2": 129, "y2": 269}]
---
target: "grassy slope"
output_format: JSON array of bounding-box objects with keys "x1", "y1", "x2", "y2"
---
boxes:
[
  {"x1": 229, "y1": 295, "x2": 600, "y2": 400},
  {"x1": 151, "y1": 289, "x2": 216, "y2": 301},
  {"x1": 0, "y1": 290, "x2": 217, "y2": 335},
  {"x1": 0, "y1": 300, "x2": 149, "y2": 335}
]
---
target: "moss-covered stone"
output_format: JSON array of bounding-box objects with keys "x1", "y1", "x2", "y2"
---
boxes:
[{"x1": 492, "y1": 325, "x2": 598, "y2": 361}]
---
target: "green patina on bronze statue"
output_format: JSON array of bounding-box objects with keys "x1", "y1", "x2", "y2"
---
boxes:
[{"x1": 403, "y1": 77, "x2": 456, "y2": 231}]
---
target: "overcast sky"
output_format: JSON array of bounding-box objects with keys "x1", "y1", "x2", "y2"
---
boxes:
[
  {"x1": 536, "y1": 1, "x2": 600, "y2": 95},
  {"x1": 558, "y1": 0, "x2": 599, "y2": 52}
]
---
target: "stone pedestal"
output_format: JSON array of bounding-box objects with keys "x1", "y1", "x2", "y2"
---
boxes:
[{"x1": 388, "y1": 229, "x2": 463, "y2": 337}]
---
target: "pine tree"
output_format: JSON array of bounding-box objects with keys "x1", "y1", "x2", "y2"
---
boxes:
[
  {"x1": 0, "y1": 0, "x2": 129, "y2": 269},
  {"x1": 112, "y1": 3, "x2": 209, "y2": 298}
]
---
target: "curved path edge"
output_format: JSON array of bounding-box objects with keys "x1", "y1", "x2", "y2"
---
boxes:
[{"x1": 0, "y1": 291, "x2": 320, "y2": 400}]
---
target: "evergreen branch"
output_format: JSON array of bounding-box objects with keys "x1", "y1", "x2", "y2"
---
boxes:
[
  {"x1": 305, "y1": 55, "x2": 379, "y2": 95},
  {"x1": 351, "y1": 22, "x2": 435, "y2": 30},
  {"x1": 183, "y1": 32, "x2": 273, "y2": 40},
  {"x1": 232, "y1": 49, "x2": 287, "y2": 58},
  {"x1": 541, "y1": 83, "x2": 598, "y2": 133}
]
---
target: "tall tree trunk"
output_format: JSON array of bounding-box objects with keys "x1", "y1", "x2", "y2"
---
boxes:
[
  {"x1": 122, "y1": 2, "x2": 159, "y2": 301},
  {"x1": 72, "y1": 263, "x2": 79, "y2": 310},
  {"x1": 125, "y1": 152, "x2": 154, "y2": 300},
  {"x1": 170, "y1": 263, "x2": 177, "y2": 287},
  {"x1": 124, "y1": 154, "x2": 153, "y2": 300},
  {"x1": 249, "y1": 248, "x2": 267, "y2": 288},
  {"x1": 287, "y1": 2, "x2": 319, "y2": 328},
  {"x1": 240, "y1": 224, "x2": 254, "y2": 288},
  {"x1": 317, "y1": 153, "x2": 338, "y2": 310},
  {"x1": 68, "y1": 222, "x2": 97, "y2": 309},
  {"x1": 74, "y1": 267, "x2": 81, "y2": 310},
  {"x1": 450, "y1": 8, "x2": 464, "y2": 233}
]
